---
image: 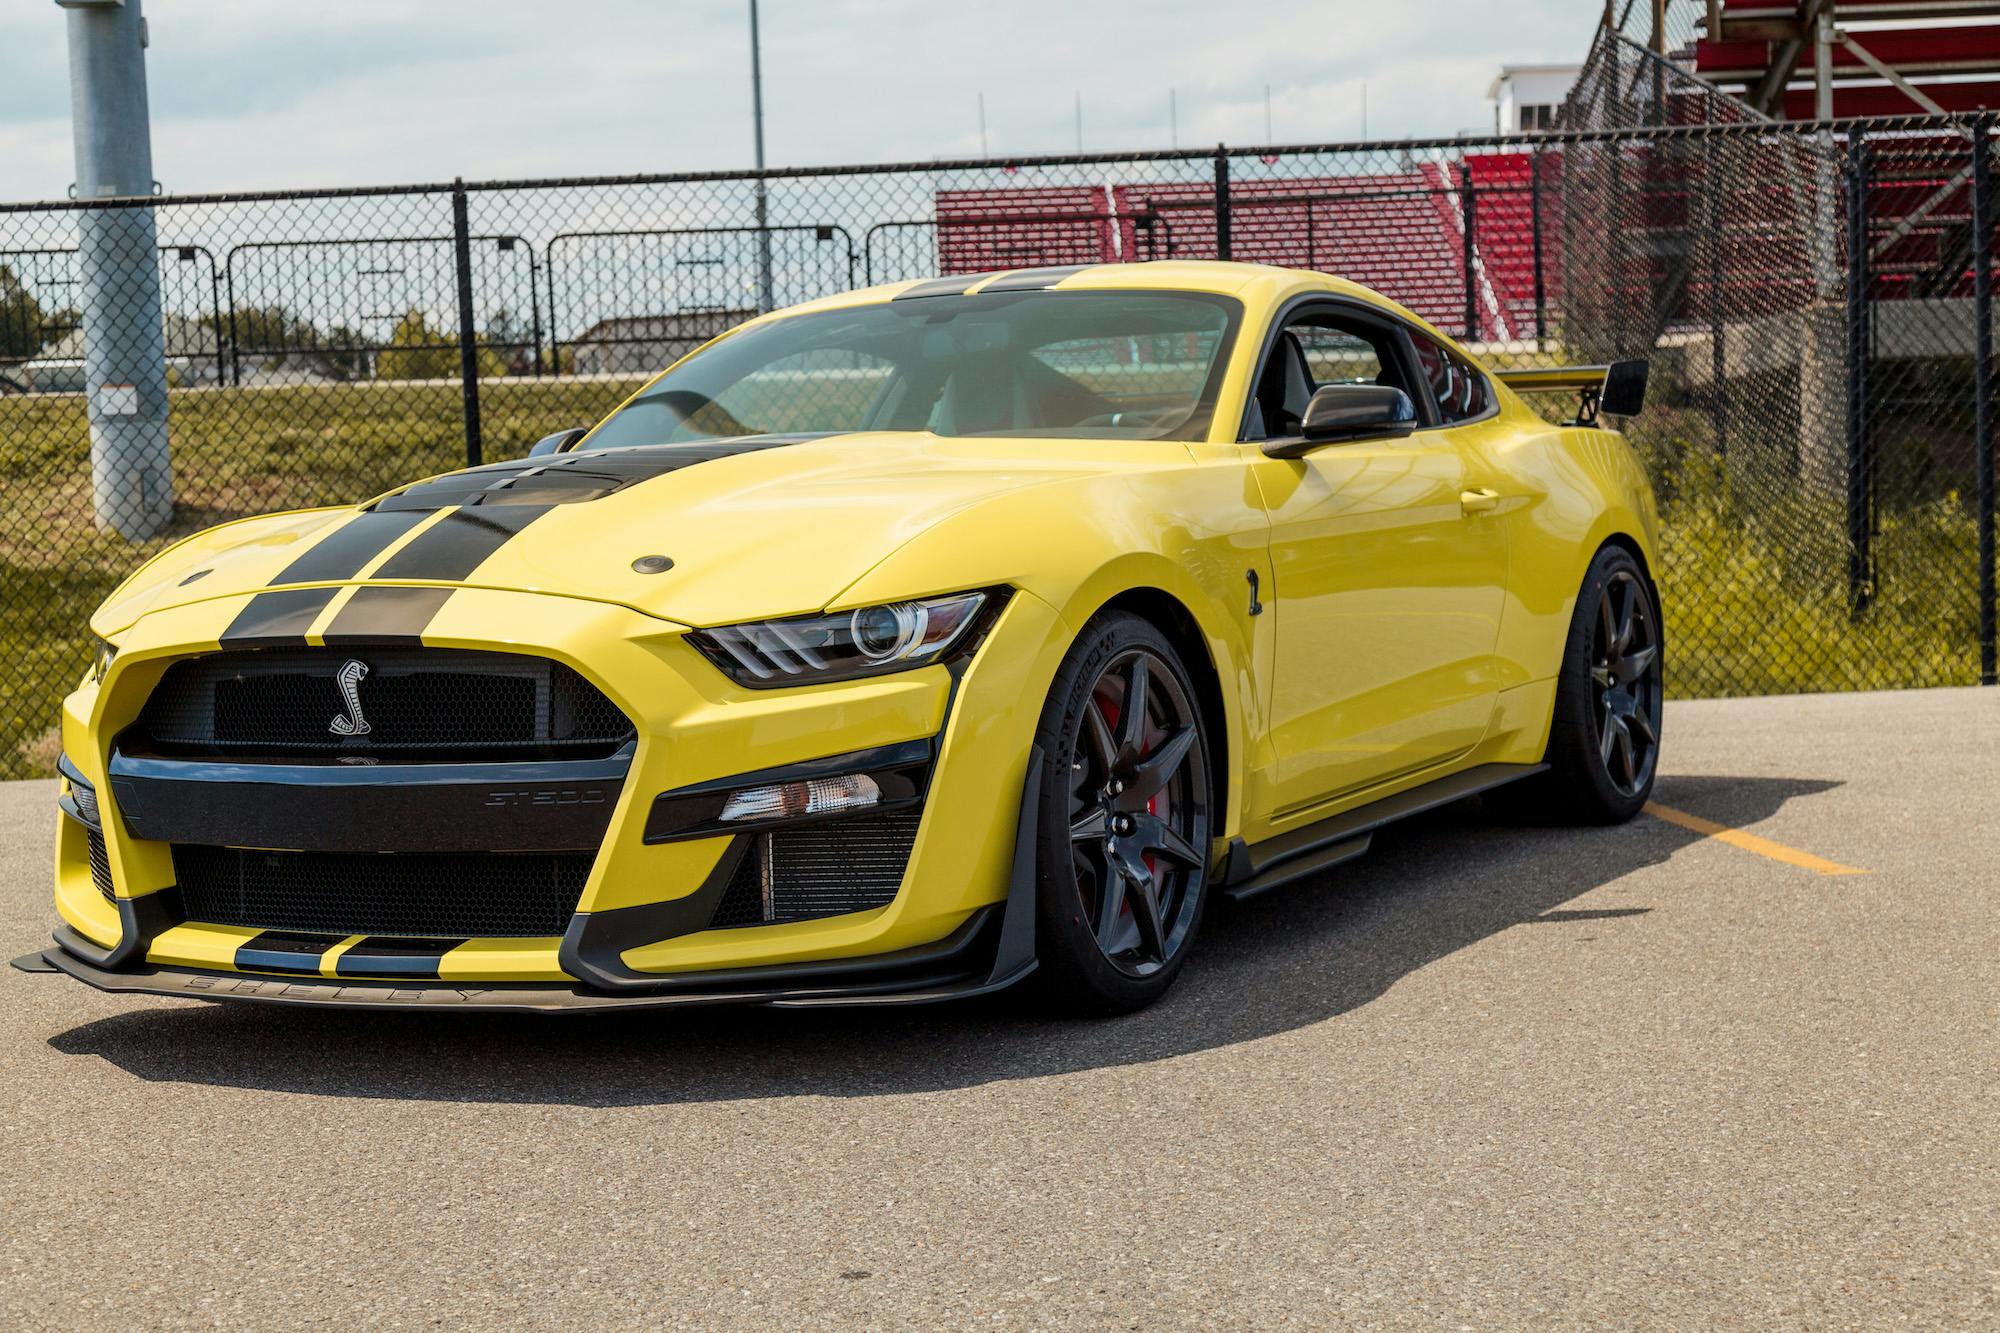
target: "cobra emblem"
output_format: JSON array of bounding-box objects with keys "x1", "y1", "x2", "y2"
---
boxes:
[{"x1": 328, "y1": 659, "x2": 373, "y2": 737}]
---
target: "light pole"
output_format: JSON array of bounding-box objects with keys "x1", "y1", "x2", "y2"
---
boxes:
[
  {"x1": 749, "y1": 0, "x2": 774, "y2": 314},
  {"x1": 58, "y1": 0, "x2": 172, "y2": 540}
]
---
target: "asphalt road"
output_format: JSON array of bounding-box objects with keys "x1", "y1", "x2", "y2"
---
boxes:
[{"x1": 2, "y1": 688, "x2": 1995, "y2": 1329}]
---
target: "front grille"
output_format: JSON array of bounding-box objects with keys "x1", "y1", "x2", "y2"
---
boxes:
[
  {"x1": 136, "y1": 646, "x2": 632, "y2": 761},
  {"x1": 708, "y1": 811, "x2": 921, "y2": 929},
  {"x1": 86, "y1": 829, "x2": 115, "y2": 902},
  {"x1": 172, "y1": 845, "x2": 592, "y2": 937}
]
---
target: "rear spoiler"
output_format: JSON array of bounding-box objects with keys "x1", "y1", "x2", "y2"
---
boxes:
[{"x1": 1494, "y1": 360, "x2": 1648, "y2": 427}]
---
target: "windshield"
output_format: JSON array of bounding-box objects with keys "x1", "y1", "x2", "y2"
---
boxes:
[{"x1": 581, "y1": 289, "x2": 1243, "y2": 449}]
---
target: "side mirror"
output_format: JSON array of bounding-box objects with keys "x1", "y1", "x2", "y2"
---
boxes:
[
  {"x1": 529, "y1": 427, "x2": 589, "y2": 458},
  {"x1": 1263, "y1": 385, "x2": 1417, "y2": 459}
]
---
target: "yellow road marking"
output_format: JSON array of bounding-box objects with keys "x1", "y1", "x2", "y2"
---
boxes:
[{"x1": 1645, "y1": 801, "x2": 1870, "y2": 876}]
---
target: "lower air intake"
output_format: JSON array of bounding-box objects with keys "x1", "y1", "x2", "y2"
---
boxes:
[
  {"x1": 708, "y1": 811, "x2": 921, "y2": 929},
  {"x1": 86, "y1": 829, "x2": 115, "y2": 902},
  {"x1": 172, "y1": 845, "x2": 593, "y2": 938}
]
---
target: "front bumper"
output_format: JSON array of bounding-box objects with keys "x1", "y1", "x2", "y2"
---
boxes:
[
  {"x1": 12, "y1": 867, "x2": 1039, "y2": 1012},
  {"x1": 31, "y1": 581, "x2": 1063, "y2": 1011}
]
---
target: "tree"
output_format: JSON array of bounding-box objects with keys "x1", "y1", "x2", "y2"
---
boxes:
[
  {"x1": 375, "y1": 308, "x2": 507, "y2": 382},
  {"x1": 374, "y1": 309, "x2": 455, "y2": 381},
  {"x1": 0, "y1": 265, "x2": 51, "y2": 360},
  {"x1": 210, "y1": 304, "x2": 321, "y2": 356},
  {"x1": 322, "y1": 324, "x2": 378, "y2": 382},
  {"x1": 484, "y1": 306, "x2": 540, "y2": 375}
]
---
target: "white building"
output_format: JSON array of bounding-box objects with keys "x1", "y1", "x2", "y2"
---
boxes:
[{"x1": 1488, "y1": 64, "x2": 1582, "y2": 133}]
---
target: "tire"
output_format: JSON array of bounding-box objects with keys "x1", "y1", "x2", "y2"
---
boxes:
[
  {"x1": 1029, "y1": 612, "x2": 1213, "y2": 1016},
  {"x1": 1494, "y1": 544, "x2": 1664, "y2": 825}
]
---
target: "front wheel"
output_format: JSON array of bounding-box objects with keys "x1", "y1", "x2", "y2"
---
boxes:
[
  {"x1": 1030, "y1": 613, "x2": 1212, "y2": 1016},
  {"x1": 1499, "y1": 545, "x2": 1664, "y2": 825}
]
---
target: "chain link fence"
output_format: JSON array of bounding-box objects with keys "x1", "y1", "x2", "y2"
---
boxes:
[{"x1": 2, "y1": 110, "x2": 1996, "y2": 777}]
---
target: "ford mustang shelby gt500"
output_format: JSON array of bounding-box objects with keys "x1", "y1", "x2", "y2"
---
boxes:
[{"x1": 14, "y1": 261, "x2": 1663, "y2": 1015}]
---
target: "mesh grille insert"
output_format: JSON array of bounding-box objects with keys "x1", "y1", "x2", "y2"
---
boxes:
[
  {"x1": 707, "y1": 811, "x2": 920, "y2": 929},
  {"x1": 172, "y1": 845, "x2": 592, "y2": 937},
  {"x1": 86, "y1": 829, "x2": 115, "y2": 902},
  {"x1": 138, "y1": 646, "x2": 633, "y2": 761}
]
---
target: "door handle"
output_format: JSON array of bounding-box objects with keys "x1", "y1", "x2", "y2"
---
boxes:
[{"x1": 1459, "y1": 488, "x2": 1500, "y2": 515}]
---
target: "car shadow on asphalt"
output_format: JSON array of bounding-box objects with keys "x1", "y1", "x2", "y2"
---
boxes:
[{"x1": 46, "y1": 773, "x2": 1841, "y2": 1106}]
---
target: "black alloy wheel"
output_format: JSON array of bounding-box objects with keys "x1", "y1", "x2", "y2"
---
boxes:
[
  {"x1": 1033, "y1": 613, "x2": 1212, "y2": 1012},
  {"x1": 1493, "y1": 543, "x2": 1665, "y2": 826},
  {"x1": 1589, "y1": 566, "x2": 1663, "y2": 799}
]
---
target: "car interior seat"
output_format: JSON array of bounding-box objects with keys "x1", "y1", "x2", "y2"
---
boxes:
[{"x1": 1248, "y1": 331, "x2": 1314, "y2": 439}]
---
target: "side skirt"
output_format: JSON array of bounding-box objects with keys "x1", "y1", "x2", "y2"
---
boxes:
[{"x1": 1219, "y1": 761, "x2": 1547, "y2": 902}]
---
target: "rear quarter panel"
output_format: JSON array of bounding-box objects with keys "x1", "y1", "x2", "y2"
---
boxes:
[{"x1": 1473, "y1": 403, "x2": 1663, "y2": 685}]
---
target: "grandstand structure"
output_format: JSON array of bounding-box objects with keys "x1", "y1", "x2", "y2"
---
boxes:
[
  {"x1": 902, "y1": 4, "x2": 2000, "y2": 359},
  {"x1": 928, "y1": 153, "x2": 1559, "y2": 350},
  {"x1": 1692, "y1": 0, "x2": 2000, "y2": 119}
]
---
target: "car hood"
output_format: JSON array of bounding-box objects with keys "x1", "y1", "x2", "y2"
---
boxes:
[{"x1": 96, "y1": 432, "x2": 1177, "y2": 633}]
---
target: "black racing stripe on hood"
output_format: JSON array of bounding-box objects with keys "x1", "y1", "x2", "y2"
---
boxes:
[
  {"x1": 269, "y1": 509, "x2": 430, "y2": 586},
  {"x1": 370, "y1": 505, "x2": 552, "y2": 582},
  {"x1": 219, "y1": 587, "x2": 340, "y2": 647},
  {"x1": 321, "y1": 585, "x2": 456, "y2": 646},
  {"x1": 371, "y1": 435, "x2": 825, "y2": 513}
]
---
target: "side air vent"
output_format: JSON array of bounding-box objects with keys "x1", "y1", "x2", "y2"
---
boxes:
[
  {"x1": 708, "y1": 811, "x2": 921, "y2": 929},
  {"x1": 86, "y1": 829, "x2": 115, "y2": 902}
]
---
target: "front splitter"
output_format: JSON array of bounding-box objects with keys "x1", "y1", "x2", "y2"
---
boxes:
[{"x1": 11, "y1": 945, "x2": 1030, "y2": 1014}]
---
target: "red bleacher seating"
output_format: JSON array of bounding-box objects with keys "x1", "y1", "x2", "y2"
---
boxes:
[
  {"x1": 1464, "y1": 151, "x2": 1560, "y2": 342},
  {"x1": 1109, "y1": 172, "x2": 1520, "y2": 339},
  {"x1": 928, "y1": 163, "x2": 1571, "y2": 343},
  {"x1": 934, "y1": 187, "x2": 1115, "y2": 275}
]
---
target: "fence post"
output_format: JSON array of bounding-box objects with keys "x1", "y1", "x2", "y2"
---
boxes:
[
  {"x1": 451, "y1": 179, "x2": 484, "y2": 469},
  {"x1": 1213, "y1": 146, "x2": 1232, "y2": 261},
  {"x1": 1707, "y1": 125, "x2": 1727, "y2": 458},
  {"x1": 1843, "y1": 135, "x2": 1872, "y2": 614},
  {"x1": 1974, "y1": 115, "x2": 1997, "y2": 685},
  {"x1": 527, "y1": 254, "x2": 545, "y2": 379},
  {"x1": 1460, "y1": 161, "x2": 1478, "y2": 341},
  {"x1": 1531, "y1": 147, "x2": 1548, "y2": 348},
  {"x1": 223, "y1": 256, "x2": 241, "y2": 387}
]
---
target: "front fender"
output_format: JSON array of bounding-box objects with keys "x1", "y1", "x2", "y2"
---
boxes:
[{"x1": 835, "y1": 471, "x2": 1269, "y2": 844}]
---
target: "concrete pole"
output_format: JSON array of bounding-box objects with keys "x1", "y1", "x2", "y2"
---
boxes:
[
  {"x1": 59, "y1": 0, "x2": 172, "y2": 539},
  {"x1": 1798, "y1": 5, "x2": 1847, "y2": 491}
]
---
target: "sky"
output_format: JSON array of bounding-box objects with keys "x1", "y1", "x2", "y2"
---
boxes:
[{"x1": 0, "y1": 1, "x2": 1600, "y2": 200}]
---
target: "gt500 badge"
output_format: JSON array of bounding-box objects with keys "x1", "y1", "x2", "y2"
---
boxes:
[{"x1": 483, "y1": 788, "x2": 607, "y2": 807}]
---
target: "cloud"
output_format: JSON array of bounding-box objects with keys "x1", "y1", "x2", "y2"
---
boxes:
[{"x1": 0, "y1": 0, "x2": 1596, "y2": 198}]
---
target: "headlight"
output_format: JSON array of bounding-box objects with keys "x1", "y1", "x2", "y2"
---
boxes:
[
  {"x1": 689, "y1": 591, "x2": 996, "y2": 687},
  {"x1": 89, "y1": 636, "x2": 118, "y2": 685}
]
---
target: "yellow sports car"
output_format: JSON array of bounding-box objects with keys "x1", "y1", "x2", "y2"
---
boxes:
[{"x1": 14, "y1": 260, "x2": 1662, "y2": 1016}]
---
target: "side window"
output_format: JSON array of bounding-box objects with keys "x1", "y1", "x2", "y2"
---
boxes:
[
  {"x1": 1410, "y1": 337, "x2": 1493, "y2": 425},
  {"x1": 1245, "y1": 308, "x2": 1414, "y2": 441},
  {"x1": 1293, "y1": 325, "x2": 1385, "y2": 386}
]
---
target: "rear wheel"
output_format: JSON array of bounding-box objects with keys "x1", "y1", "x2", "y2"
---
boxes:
[
  {"x1": 1498, "y1": 545, "x2": 1663, "y2": 825},
  {"x1": 1031, "y1": 613, "x2": 1212, "y2": 1015}
]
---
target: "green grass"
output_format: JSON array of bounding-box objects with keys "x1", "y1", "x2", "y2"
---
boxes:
[
  {"x1": 0, "y1": 380, "x2": 1986, "y2": 778},
  {"x1": 1647, "y1": 450, "x2": 1978, "y2": 698}
]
